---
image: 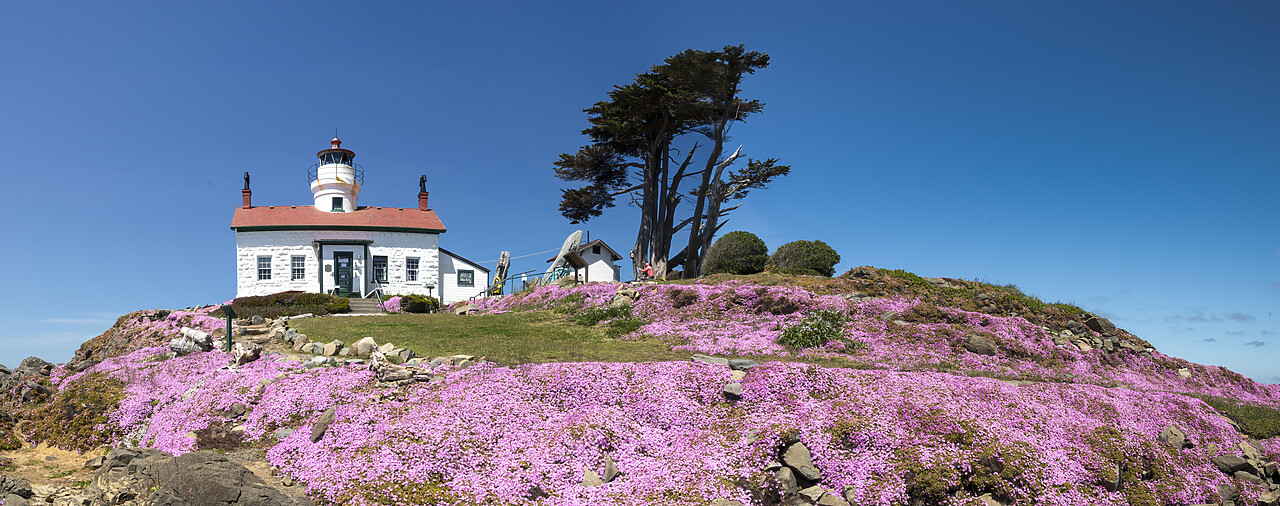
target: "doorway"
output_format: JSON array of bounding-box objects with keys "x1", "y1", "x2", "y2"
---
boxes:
[{"x1": 334, "y1": 252, "x2": 353, "y2": 296}]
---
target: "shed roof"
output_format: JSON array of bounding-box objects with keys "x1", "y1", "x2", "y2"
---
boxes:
[{"x1": 546, "y1": 239, "x2": 624, "y2": 262}]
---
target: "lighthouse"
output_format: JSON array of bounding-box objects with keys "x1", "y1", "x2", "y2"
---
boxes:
[
  {"x1": 230, "y1": 136, "x2": 491, "y2": 305},
  {"x1": 309, "y1": 137, "x2": 362, "y2": 212}
]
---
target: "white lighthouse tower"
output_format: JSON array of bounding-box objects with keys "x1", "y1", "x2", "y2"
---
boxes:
[{"x1": 309, "y1": 137, "x2": 362, "y2": 212}]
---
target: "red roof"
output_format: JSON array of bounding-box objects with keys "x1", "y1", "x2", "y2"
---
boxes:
[{"x1": 231, "y1": 205, "x2": 446, "y2": 233}]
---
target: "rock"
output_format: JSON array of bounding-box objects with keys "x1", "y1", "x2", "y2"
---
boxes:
[
  {"x1": 976, "y1": 493, "x2": 1006, "y2": 506},
  {"x1": 310, "y1": 406, "x2": 337, "y2": 443},
  {"x1": 1265, "y1": 461, "x2": 1278, "y2": 480},
  {"x1": 78, "y1": 448, "x2": 304, "y2": 505},
  {"x1": 446, "y1": 355, "x2": 473, "y2": 365},
  {"x1": 1259, "y1": 491, "x2": 1280, "y2": 506},
  {"x1": 798, "y1": 485, "x2": 825, "y2": 502},
  {"x1": 1206, "y1": 442, "x2": 1219, "y2": 456},
  {"x1": 723, "y1": 382, "x2": 742, "y2": 400},
  {"x1": 458, "y1": 359, "x2": 476, "y2": 369},
  {"x1": 1240, "y1": 441, "x2": 1263, "y2": 462},
  {"x1": 18, "y1": 357, "x2": 53, "y2": 374},
  {"x1": 454, "y1": 304, "x2": 478, "y2": 315},
  {"x1": 1218, "y1": 483, "x2": 1240, "y2": 505},
  {"x1": 274, "y1": 427, "x2": 295, "y2": 440},
  {"x1": 878, "y1": 311, "x2": 898, "y2": 322},
  {"x1": 817, "y1": 490, "x2": 852, "y2": 506},
  {"x1": 85, "y1": 455, "x2": 106, "y2": 469},
  {"x1": 1236, "y1": 470, "x2": 1265, "y2": 484},
  {"x1": 251, "y1": 315, "x2": 265, "y2": 325},
  {"x1": 774, "y1": 467, "x2": 798, "y2": 496},
  {"x1": 728, "y1": 359, "x2": 759, "y2": 370},
  {"x1": 4, "y1": 477, "x2": 33, "y2": 498},
  {"x1": 3, "y1": 494, "x2": 29, "y2": 506},
  {"x1": 0, "y1": 363, "x2": 9, "y2": 375},
  {"x1": 1157, "y1": 426, "x2": 1188, "y2": 450},
  {"x1": 710, "y1": 500, "x2": 745, "y2": 506},
  {"x1": 1176, "y1": 368, "x2": 1191, "y2": 378},
  {"x1": 284, "y1": 328, "x2": 300, "y2": 343},
  {"x1": 1083, "y1": 314, "x2": 1117, "y2": 335},
  {"x1": 691, "y1": 354, "x2": 730, "y2": 366},
  {"x1": 378, "y1": 343, "x2": 396, "y2": 354},
  {"x1": 1073, "y1": 340, "x2": 1093, "y2": 352},
  {"x1": 224, "y1": 402, "x2": 248, "y2": 419},
  {"x1": 781, "y1": 442, "x2": 821, "y2": 482},
  {"x1": 848, "y1": 266, "x2": 878, "y2": 279},
  {"x1": 603, "y1": 455, "x2": 620, "y2": 483},
  {"x1": 962, "y1": 334, "x2": 998, "y2": 356},
  {"x1": 232, "y1": 342, "x2": 263, "y2": 366},
  {"x1": 730, "y1": 370, "x2": 747, "y2": 381},
  {"x1": 169, "y1": 337, "x2": 202, "y2": 357},
  {"x1": 1212, "y1": 455, "x2": 1254, "y2": 475},
  {"x1": 582, "y1": 469, "x2": 604, "y2": 487},
  {"x1": 354, "y1": 337, "x2": 379, "y2": 356},
  {"x1": 322, "y1": 340, "x2": 345, "y2": 357}
]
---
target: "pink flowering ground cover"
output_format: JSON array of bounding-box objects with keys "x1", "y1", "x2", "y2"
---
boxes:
[
  {"x1": 42, "y1": 351, "x2": 1279, "y2": 505},
  {"x1": 462, "y1": 282, "x2": 1280, "y2": 408},
  {"x1": 27, "y1": 280, "x2": 1280, "y2": 505}
]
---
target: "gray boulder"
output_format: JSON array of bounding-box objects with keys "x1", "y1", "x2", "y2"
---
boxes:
[
  {"x1": 728, "y1": 359, "x2": 759, "y2": 371},
  {"x1": 781, "y1": 442, "x2": 821, "y2": 482},
  {"x1": 322, "y1": 340, "x2": 345, "y2": 357},
  {"x1": 723, "y1": 382, "x2": 742, "y2": 400},
  {"x1": 691, "y1": 354, "x2": 730, "y2": 366},
  {"x1": 78, "y1": 448, "x2": 306, "y2": 505},
  {"x1": 232, "y1": 342, "x2": 263, "y2": 366},
  {"x1": 170, "y1": 337, "x2": 202, "y2": 357},
  {"x1": 310, "y1": 407, "x2": 337, "y2": 443},
  {"x1": 353, "y1": 337, "x2": 379, "y2": 356},
  {"x1": 1157, "y1": 426, "x2": 1189, "y2": 450},
  {"x1": 1212, "y1": 455, "x2": 1255, "y2": 475},
  {"x1": 962, "y1": 334, "x2": 998, "y2": 356},
  {"x1": 251, "y1": 315, "x2": 265, "y2": 325}
]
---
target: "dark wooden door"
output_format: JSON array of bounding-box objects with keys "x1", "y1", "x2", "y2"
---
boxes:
[{"x1": 334, "y1": 252, "x2": 353, "y2": 295}]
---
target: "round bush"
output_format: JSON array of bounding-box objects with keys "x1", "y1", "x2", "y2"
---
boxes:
[
  {"x1": 769, "y1": 240, "x2": 841, "y2": 277},
  {"x1": 402, "y1": 295, "x2": 441, "y2": 313},
  {"x1": 703, "y1": 231, "x2": 769, "y2": 275}
]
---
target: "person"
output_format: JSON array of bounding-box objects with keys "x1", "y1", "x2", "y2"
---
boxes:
[{"x1": 641, "y1": 262, "x2": 655, "y2": 279}]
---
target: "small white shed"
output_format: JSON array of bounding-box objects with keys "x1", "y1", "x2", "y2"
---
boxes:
[{"x1": 546, "y1": 239, "x2": 622, "y2": 283}]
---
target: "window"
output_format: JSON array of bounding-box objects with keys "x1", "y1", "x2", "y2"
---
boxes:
[
  {"x1": 592, "y1": 245, "x2": 601, "y2": 255},
  {"x1": 373, "y1": 256, "x2": 388, "y2": 283},
  {"x1": 458, "y1": 269, "x2": 474, "y2": 287},
  {"x1": 406, "y1": 257, "x2": 419, "y2": 282},
  {"x1": 331, "y1": 197, "x2": 344, "y2": 211},
  {"x1": 257, "y1": 256, "x2": 272, "y2": 280},
  {"x1": 291, "y1": 256, "x2": 306, "y2": 280}
]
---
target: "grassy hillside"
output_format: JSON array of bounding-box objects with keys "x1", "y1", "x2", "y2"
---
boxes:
[{"x1": 6, "y1": 268, "x2": 1280, "y2": 505}]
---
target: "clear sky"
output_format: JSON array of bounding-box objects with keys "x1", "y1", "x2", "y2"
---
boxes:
[{"x1": 1, "y1": 1, "x2": 1276, "y2": 382}]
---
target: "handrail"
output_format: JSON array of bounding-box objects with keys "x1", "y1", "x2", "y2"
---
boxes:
[
  {"x1": 365, "y1": 278, "x2": 386, "y2": 310},
  {"x1": 307, "y1": 162, "x2": 365, "y2": 186}
]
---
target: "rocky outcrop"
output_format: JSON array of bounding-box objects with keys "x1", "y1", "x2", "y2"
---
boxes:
[{"x1": 3, "y1": 448, "x2": 306, "y2": 505}]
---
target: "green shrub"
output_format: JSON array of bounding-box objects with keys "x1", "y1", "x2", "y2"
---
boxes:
[
  {"x1": 770, "y1": 240, "x2": 840, "y2": 277},
  {"x1": 777, "y1": 310, "x2": 849, "y2": 349},
  {"x1": 1197, "y1": 396, "x2": 1280, "y2": 439},
  {"x1": 703, "y1": 231, "x2": 769, "y2": 275},
  {"x1": 570, "y1": 304, "x2": 648, "y2": 338},
  {"x1": 23, "y1": 372, "x2": 125, "y2": 452},
  {"x1": 401, "y1": 295, "x2": 440, "y2": 313},
  {"x1": 213, "y1": 291, "x2": 351, "y2": 320}
]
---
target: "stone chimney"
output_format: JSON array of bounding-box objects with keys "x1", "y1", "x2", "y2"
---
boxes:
[{"x1": 242, "y1": 172, "x2": 252, "y2": 209}]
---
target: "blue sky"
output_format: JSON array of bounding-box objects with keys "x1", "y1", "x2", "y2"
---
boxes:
[{"x1": 1, "y1": 1, "x2": 1276, "y2": 382}]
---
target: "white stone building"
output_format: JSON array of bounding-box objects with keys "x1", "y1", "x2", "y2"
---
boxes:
[{"x1": 230, "y1": 137, "x2": 488, "y2": 305}]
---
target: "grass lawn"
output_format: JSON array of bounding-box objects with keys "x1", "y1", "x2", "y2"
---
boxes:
[
  {"x1": 288, "y1": 310, "x2": 693, "y2": 365},
  {"x1": 287, "y1": 309, "x2": 869, "y2": 368}
]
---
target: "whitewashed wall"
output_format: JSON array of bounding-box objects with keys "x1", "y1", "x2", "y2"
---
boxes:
[
  {"x1": 438, "y1": 252, "x2": 490, "y2": 305},
  {"x1": 235, "y1": 230, "x2": 439, "y2": 298}
]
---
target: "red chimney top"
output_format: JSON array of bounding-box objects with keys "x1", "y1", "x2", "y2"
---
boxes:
[{"x1": 331, "y1": 137, "x2": 342, "y2": 148}]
